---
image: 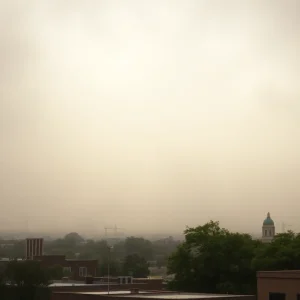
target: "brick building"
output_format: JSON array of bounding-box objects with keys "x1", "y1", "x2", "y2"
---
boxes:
[
  {"x1": 33, "y1": 255, "x2": 98, "y2": 281},
  {"x1": 257, "y1": 270, "x2": 300, "y2": 300}
]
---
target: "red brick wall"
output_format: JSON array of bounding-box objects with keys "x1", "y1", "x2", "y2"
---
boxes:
[
  {"x1": 34, "y1": 255, "x2": 66, "y2": 266},
  {"x1": 33, "y1": 255, "x2": 97, "y2": 281},
  {"x1": 132, "y1": 279, "x2": 163, "y2": 290},
  {"x1": 66, "y1": 260, "x2": 97, "y2": 280}
]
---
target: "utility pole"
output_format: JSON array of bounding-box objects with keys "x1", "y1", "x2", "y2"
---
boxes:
[{"x1": 107, "y1": 245, "x2": 113, "y2": 294}]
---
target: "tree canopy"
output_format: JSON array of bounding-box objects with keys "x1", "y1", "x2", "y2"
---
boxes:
[
  {"x1": 2, "y1": 222, "x2": 300, "y2": 294},
  {"x1": 123, "y1": 254, "x2": 150, "y2": 278},
  {"x1": 168, "y1": 221, "x2": 300, "y2": 294},
  {"x1": 168, "y1": 221, "x2": 260, "y2": 294},
  {"x1": 252, "y1": 231, "x2": 300, "y2": 271},
  {"x1": 0, "y1": 234, "x2": 179, "y2": 276},
  {"x1": 124, "y1": 237, "x2": 154, "y2": 260},
  {"x1": 64, "y1": 232, "x2": 84, "y2": 245},
  {"x1": 5, "y1": 260, "x2": 51, "y2": 286}
]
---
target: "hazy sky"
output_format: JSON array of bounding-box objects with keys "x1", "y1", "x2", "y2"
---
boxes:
[{"x1": 1, "y1": 0, "x2": 300, "y2": 236}]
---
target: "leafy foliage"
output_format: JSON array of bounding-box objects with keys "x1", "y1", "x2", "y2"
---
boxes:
[
  {"x1": 123, "y1": 254, "x2": 150, "y2": 278},
  {"x1": 64, "y1": 232, "x2": 84, "y2": 245},
  {"x1": 5, "y1": 260, "x2": 51, "y2": 286},
  {"x1": 124, "y1": 237, "x2": 154, "y2": 260},
  {"x1": 47, "y1": 264, "x2": 63, "y2": 280},
  {"x1": 0, "y1": 286, "x2": 51, "y2": 300},
  {"x1": 98, "y1": 259, "x2": 122, "y2": 276},
  {"x1": 2, "y1": 223, "x2": 300, "y2": 294},
  {"x1": 0, "y1": 240, "x2": 25, "y2": 259},
  {"x1": 168, "y1": 222, "x2": 300, "y2": 294},
  {"x1": 168, "y1": 221, "x2": 258, "y2": 294},
  {"x1": 0, "y1": 234, "x2": 180, "y2": 275},
  {"x1": 252, "y1": 231, "x2": 300, "y2": 270}
]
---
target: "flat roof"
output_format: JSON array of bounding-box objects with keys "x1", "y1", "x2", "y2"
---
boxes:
[
  {"x1": 65, "y1": 259, "x2": 97, "y2": 261},
  {"x1": 81, "y1": 291, "x2": 149, "y2": 295},
  {"x1": 257, "y1": 270, "x2": 300, "y2": 279},
  {"x1": 120, "y1": 294, "x2": 244, "y2": 299},
  {"x1": 75, "y1": 292, "x2": 250, "y2": 299},
  {"x1": 50, "y1": 283, "x2": 118, "y2": 287}
]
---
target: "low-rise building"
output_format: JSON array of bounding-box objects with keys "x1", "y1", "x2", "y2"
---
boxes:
[
  {"x1": 33, "y1": 255, "x2": 98, "y2": 281},
  {"x1": 257, "y1": 270, "x2": 300, "y2": 300}
]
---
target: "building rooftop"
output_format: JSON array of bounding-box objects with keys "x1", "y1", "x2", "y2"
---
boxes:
[
  {"x1": 257, "y1": 269, "x2": 300, "y2": 279},
  {"x1": 75, "y1": 292, "x2": 252, "y2": 300},
  {"x1": 120, "y1": 294, "x2": 248, "y2": 299},
  {"x1": 81, "y1": 291, "x2": 149, "y2": 295},
  {"x1": 49, "y1": 283, "x2": 119, "y2": 287}
]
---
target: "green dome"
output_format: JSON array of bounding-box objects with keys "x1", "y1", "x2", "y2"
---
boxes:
[{"x1": 263, "y1": 212, "x2": 274, "y2": 226}]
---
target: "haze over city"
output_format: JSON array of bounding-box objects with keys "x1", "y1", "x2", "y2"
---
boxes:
[{"x1": 1, "y1": 0, "x2": 300, "y2": 237}]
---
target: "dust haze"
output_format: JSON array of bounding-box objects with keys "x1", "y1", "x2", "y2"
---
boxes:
[{"x1": 1, "y1": 0, "x2": 300, "y2": 236}]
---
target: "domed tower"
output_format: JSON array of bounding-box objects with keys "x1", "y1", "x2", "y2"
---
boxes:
[{"x1": 262, "y1": 212, "x2": 275, "y2": 243}]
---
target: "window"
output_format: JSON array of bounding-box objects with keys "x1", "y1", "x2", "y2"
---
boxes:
[
  {"x1": 269, "y1": 293, "x2": 285, "y2": 300},
  {"x1": 63, "y1": 267, "x2": 71, "y2": 273},
  {"x1": 79, "y1": 267, "x2": 87, "y2": 277},
  {"x1": 63, "y1": 267, "x2": 72, "y2": 277},
  {"x1": 265, "y1": 229, "x2": 268, "y2": 236}
]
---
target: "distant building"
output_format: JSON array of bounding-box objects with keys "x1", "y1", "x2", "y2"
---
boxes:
[
  {"x1": 24, "y1": 237, "x2": 97, "y2": 281},
  {"x1": 25, "y1": 238, "x2": 44, "y2": 259},
  {"x1": 262, "y1": 212, "x2": 275, "y2": 243},
  {"x1": 33, "y1": 255, "x2": 97, "y2": 281}
]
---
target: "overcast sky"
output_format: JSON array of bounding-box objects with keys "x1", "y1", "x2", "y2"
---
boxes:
[{"x1": 0, "y1": 0, "x2": 300, "y2": 236}]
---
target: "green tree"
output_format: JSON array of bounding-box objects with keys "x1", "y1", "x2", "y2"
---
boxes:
[
  {"x1": 124, "y1": 237, "x2": 153, "y2": 260},
  {"x1": 64, "y1": 232, "x2": 84, "y2": 245},
  {"x1": 98, "y1": 259, "x2": 122, "y2": 276},
  {"x1": 47, "y1": 264, "x2": 63, "y2": 280},
  {"x1": 123, "y1": 254, "x2": 150, "y2": 278},
  {"x1": 0, "y1": 265, "x2": 5, "y2": 286},
  {"x1": 79, "y1": 240, "x2": 109, "y2": 261},
  {"x1": 252, "y1": 231, "x2": 300, "y2": 271},
  {"x1": 4, "y1": 240, "x2": 26, "y2": 259},
  {"x1": 152, "y1": 237, "x2": 180, "y2": 267},
  {"x1": 167, "y1": 221, "x2": 258, "y2": 294},
  {"x1": 5, "y1": 260, "x2": 51, "y2": 286}
]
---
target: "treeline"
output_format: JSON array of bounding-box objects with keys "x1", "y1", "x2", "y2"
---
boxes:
[
  {"x1": 0, "y1": 254, "x2": 149, "y2": 280},
  {"x1": 0, "y1": 233, "x2": 180, "y2": 275},
  {"x1": 168, "y1": 221, "x2": 300, "y2": 294},
  {"x1": 0, "y1": 260, "x2": 53, "y2": 300},
  {"x1": 2, "y1": 221, "x2": 300, "y2": 295},
  {"x1": 0, "y1": 260, "x2": 52, "y2": 286}
]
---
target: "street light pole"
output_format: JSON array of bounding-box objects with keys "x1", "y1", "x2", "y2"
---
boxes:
[{"x1": 107, "y1": 246, "x2": 113, "y2": 294}]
